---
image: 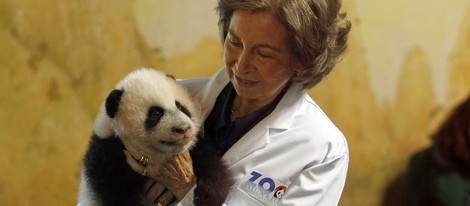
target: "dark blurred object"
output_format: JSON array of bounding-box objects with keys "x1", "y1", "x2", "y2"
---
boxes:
[{"x1": 402, "y1": 95, "x2": 470, "y2": 206}]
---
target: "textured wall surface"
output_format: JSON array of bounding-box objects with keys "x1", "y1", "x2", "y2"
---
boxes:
[
  {"x1": 0, "y1": 1, "x2": 159, "y2": 205},
  {"x1": 1, "y1": 0, "x2": 469, "y2": 205}
]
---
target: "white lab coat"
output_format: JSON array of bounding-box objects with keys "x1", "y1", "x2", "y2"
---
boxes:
[{"x1": 178, "y1": 68, "x2": 349, "y2": 206}]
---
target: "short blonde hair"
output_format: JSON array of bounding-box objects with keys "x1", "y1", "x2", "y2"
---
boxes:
[{"x1": 216, "y1": 0, "x2": 351, "y2": 89}]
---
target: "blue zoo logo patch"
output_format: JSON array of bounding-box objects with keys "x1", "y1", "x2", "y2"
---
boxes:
[{"x1": 240, "y1": 170, "x2": 288, "y2": 205}]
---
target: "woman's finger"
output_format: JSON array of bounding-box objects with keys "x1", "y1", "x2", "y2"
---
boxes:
[
  {"x1": 123, "y1": 150, "x2": 146, "y2": 175},
  {"x1": 156, "y1": 189, "x2": 177, "y2": 206},
  {"x1": 159, "y1": 152, "x2": 193, "y2": 183},
  {"x1": 145, "y1": 182, "x2": 166, "y2": 203},
  {"x1": 121, "y1": 138, "x2": 143, "y2": 160}
]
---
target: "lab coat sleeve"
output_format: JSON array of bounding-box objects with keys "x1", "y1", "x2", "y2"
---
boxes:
[
  {"x1": 177, "y1": 77, "x2": 209, "y2": 96},
  {"x1": 280, "y1": 152, "x2": 349, "y2": 206},
  {"x1": 176, "y1": 186, "x2": 195, "y2": 206}
]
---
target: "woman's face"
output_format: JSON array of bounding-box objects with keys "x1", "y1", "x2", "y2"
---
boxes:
[{"x1": 224, "y1": 10, "x2": 295, "y2": 106}]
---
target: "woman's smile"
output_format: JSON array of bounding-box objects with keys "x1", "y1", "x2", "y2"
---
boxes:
[{"x1": 234, "y1": 75, "x2": 260, "y2": 88}]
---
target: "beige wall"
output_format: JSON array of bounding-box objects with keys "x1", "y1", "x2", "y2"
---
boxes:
[{"x1": 1, "y1": 0, "x2": 469, "y2": 205}]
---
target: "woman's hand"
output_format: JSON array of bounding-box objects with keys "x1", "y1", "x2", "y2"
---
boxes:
[
  {"x1": 121, "y1": 139, "x2": 165, "y2": 178},
  {"x1": 153, "y1": 151, "x2": 196, "y2": 200},
  {"x1": 122, "y1": 139, "x2": 196, "y2": 204},
  {"x1": 143, "y1": 181, "x2": 179, "y2": 206}
]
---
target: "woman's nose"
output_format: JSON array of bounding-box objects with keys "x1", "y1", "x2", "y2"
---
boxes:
[{"x1": 234, "y1": 50, "x2": 254, "y2": 73}]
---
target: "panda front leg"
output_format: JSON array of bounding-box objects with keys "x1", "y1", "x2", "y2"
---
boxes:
[
  {"x1": 82, "y1": 134, "x2": 152, "y2": 206},
  {"x1": 190, "y1": 136, "x2": 235, "y2": 206}
]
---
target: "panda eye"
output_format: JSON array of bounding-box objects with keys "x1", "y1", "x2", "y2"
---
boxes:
[
  {"x1": 145, "y1": 106, "x2": 164, "y2": 131},
  {"x1": 175, "y1": 101, "x2": 192, "y2": 118}
]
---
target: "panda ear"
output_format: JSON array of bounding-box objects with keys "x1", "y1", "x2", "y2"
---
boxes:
[{"x1": 105, "y1": 89, "x2": 123, "y2": 118}]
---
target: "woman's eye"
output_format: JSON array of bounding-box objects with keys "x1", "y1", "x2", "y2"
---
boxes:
[
  {"x1": 257, "y1": 50, "x2": 273, "y2": 58},
  {"x1": 227, "y1": 35, "x2": 242, "y2": 47},
  {"x1": 229, "y1": 39, "x2": 242, "y2": 47},
  {"x1": 259, "y1": 53, "x2": 272, "y2": 58}
]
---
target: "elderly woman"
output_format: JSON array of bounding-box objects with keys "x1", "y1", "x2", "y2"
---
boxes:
[{"x1": 131, "y1": 0, "x2": 351, "y2": 205}]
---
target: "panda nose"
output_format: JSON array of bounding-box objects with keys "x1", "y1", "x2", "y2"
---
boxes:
[{"x1": 172, "y1": 126, "x2": 189, "y2": 135}]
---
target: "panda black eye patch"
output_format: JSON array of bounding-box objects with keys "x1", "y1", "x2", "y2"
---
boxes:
[
  {"x1": 145, "y1": 106, "x2": 164, "y2": 131},
  {"x1": 175, "y1": 101, "x2": 192, "y2": 118}
]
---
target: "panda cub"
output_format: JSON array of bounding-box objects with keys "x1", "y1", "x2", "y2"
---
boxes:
[{"x1": 78, "y1": 68, "x2": 233, "y2": 206}]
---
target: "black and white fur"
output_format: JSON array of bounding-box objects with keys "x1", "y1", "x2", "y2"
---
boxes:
[{"x1": 78, "y1": 68, "x2": 233, "y2": 206}]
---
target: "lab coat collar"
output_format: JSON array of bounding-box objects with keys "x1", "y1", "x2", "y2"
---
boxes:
[
  {"x1": 197, "y1": 68, "x2": 230, "y2": 120},
  {"x1": 204, "y1": 69, "x2": 305, "y2": 166},
  {"x1": 223, "y1": 84, "x2": 304, "y2": 166},
  {"x1": 204, "y1": 68, "x2": 303, "y2": 130}
]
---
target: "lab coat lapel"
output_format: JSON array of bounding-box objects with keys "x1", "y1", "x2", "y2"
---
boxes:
[
  {"x1": 222, "y1": 84, "x2": 303, "y2": 167},
  {"x1": 194, "y1": 68, "x2": 230, "y2": 119},
  {"x1": 222, "y1": 118, "x2": 270, "y2": 166},
  {"x1": 197, "y1": 68, "x2": 304, "y2": 167}
]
